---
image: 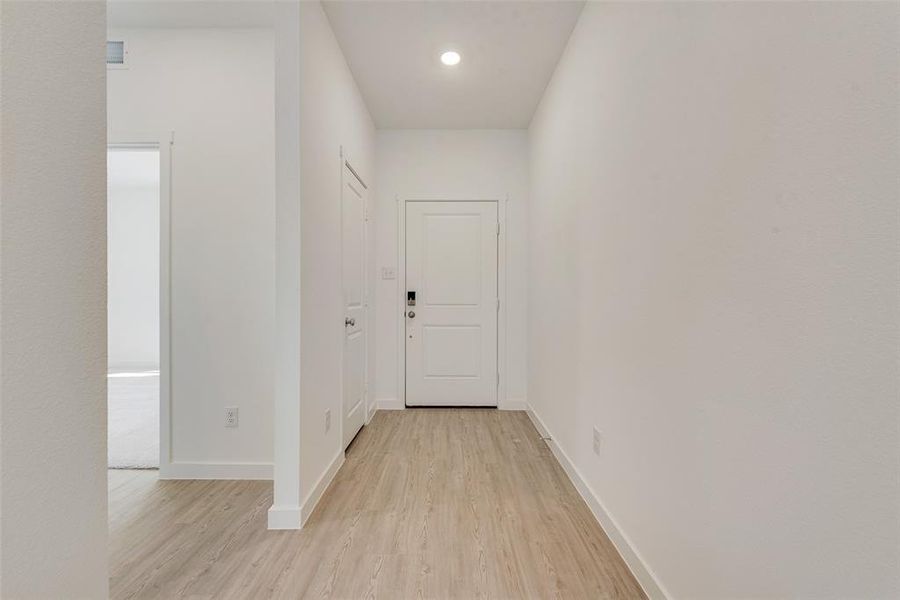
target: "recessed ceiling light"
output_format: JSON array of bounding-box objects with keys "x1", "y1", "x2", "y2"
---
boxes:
[{"x1": 440, "y1": 51, "x2": 461, "y2": 66}]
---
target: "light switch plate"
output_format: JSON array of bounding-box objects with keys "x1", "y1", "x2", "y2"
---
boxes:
[{"x1": 381, "y1": 267, "x2": 396, "y2": 280}]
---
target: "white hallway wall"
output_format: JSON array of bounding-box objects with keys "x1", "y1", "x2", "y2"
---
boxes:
[
  {"x1": 528, "y1": 2, "x2": 900, "y2": 599},
  {"x1": 374, "y1": 130, "x2": 528, "y2": 407},
  {"x1": 291, "y1": 0, "x2": 376, "y2": 523},
  {"x1": 0, "y1": 1, "x2": 109, "y2": 596},
  {"x1": 271, "y1": 0, "x2": 303, "y2": 526},
  {"x1": 108, "y1": 28, "x2": 276, "y2": 475}
]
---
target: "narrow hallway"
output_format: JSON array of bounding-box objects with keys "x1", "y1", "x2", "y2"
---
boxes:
[{"x1": 2, "y1": 1, "x2": 896, "y2": 597}]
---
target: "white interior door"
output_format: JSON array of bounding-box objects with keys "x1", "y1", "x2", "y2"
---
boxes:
[
  {"x1": 342, "y1": 162, "x2": 367, "y2": 448},
  {"x1": 405, "y1": 201, "x2": 498, "y2": 407}
]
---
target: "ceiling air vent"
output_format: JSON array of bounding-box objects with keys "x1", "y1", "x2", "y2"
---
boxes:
[{"x1": 106, "y1": 41, "x2": 125, "y2": 66}]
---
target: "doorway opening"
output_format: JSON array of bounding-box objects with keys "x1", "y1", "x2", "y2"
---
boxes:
[{"x1": 107, "y1": 143, "x2": 168, "y2": 470}]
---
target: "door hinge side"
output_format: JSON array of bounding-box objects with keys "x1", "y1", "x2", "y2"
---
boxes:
[{"x1": 497, "y1": 222, "x2": 500, "y2": 236}]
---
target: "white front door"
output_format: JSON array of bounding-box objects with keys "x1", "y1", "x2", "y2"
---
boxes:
[
  {"x1": 342, "y1": 161, "x2": 367, "y2": 448},
  {"x1": 405, "y1": 201, "x2": 498, "y2": 407}
]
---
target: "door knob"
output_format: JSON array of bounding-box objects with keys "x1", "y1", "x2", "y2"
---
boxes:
[
  {"x1": 345, "y1": 317, "x2": 355, "y2": 327},
  {"x1": 407, "y1": 311, "x2": 415, "y2": 319}
]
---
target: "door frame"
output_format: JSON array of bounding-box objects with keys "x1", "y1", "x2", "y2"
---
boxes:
[
  {"x1": 107, "y1": 131, "x2": 173, "y2": 476},
  {"x1": 396, "y1": 197, "x2": 509, "y2": 409},
  {"x1": 339, "y1": 149, "x2": 371, "y2": 450}
]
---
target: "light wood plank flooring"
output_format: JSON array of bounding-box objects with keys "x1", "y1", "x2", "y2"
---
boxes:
[{"x1": 109, "y1": 409, "x2": 646, "y2": 599}]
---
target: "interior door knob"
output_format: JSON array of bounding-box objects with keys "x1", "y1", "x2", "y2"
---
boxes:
[
  {"x1": 345, "y1": 317, "x2": 355, "y2": 327},
  {"x1": 407, "y1": 311, "x2": 415, "y2": 318}
]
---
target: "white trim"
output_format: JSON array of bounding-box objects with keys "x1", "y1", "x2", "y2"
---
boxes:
[
  {"x1": 108, "y1": 361, "x2": 159, "y2": 373},
  {"x1": 108, "y1": 132, "x2": 173, "y2": 477},
  {"x1": 267, "y1": 504, "x2": 302, "y2": 530},
  {"x1": 396, "y1": 195, "x2": 405, "y2": 408},
  {"x1": 340, "y1": 148, "x2": 346, "y2": 449},
  {"x1": 525, "y1": 405, "x2": 670, "y2": 600},
  {"x1": 300, "y1": 449, "x2": 345, "y2": 525},
  {"x1": 498, "y1": 196, "x2": 509, "y2": 408},
  {"x1": 498, "y1": 398, "x2": 528, "y2": 411},
  {"x1": 162, "y1": 461, "x2": 273, "y2": 480},
  {"x1": 375, "y1": 398, "x2": 405, "y2": 411},
  {"x1": 396, "y1": 197, "x2": 509, "y2": 408}
]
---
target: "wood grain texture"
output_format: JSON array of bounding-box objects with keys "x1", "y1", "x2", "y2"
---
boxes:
[{"x1": 109, "y1": 409, "x2": 646, "y2": 599}]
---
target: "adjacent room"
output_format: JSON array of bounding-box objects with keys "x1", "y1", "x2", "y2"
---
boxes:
[
  {"x1": 107, "y1": 144, "x2": 161, "y2": 469},
  {"x1": 105, "y1": 7, "x2": 277, "y2": 482},
  {"x1": 0, "y1": 1, "x2": 897, "y2": 599}
]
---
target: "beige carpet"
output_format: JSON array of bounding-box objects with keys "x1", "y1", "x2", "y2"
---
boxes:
[{"x1": 108, "y1": 372, "x2": 159, "y2": 469}]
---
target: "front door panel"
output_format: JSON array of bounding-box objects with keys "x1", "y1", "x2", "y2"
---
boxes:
[
  {"x1": 405, "y1": 201, "x2": 497, "y2": 406},
  {"x1": 342, "y1": 164, "x2": 366, "y2": 447}
]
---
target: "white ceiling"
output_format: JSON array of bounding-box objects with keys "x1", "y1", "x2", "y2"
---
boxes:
[
  {"x1": 108, "y1": 1, "x2": 284, "y2": 29},
  {"x1": 322, "y1": 1, "x2": 584, "y2": 129}
]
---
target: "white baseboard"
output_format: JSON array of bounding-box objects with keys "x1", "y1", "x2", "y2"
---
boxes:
[
  {"x1": 300, "y1": 449, "x2": 345, "y2": 525},
  {"x1": 108, "y1": 362, "x2": 160, "y2": 374},
  {"x1": 267, "y1": 504, "x2": 302, "y2": 530},
  {"x1": 525, "y1": 406, "x2": 550, "y2": 437},
  {"x1": 375, "y1": 397, "x2": 405, "y2": 410},
  {"x1": 525, "y1": 405, "x2": 669, "y2": 600},
  {"x1": 376, "y1": 398, "x2": 528, "y2": 411},
  {"x1": 160, "y1": 461, "x2": 273, "y2": 480},
  {"x1": 498, "y1": 398, "x2": 528, "y2": 411}
]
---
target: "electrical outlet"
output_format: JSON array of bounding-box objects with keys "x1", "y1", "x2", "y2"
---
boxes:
[
  {"x1": 325, "y1": 409, "x2": 331, "y2": 433},
  {"x1": 225, "y1": 406, "x2": 239, "y2": 428},
  {"x1": 592, "y1": 427, "x2": 603, "y2": 456}
]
